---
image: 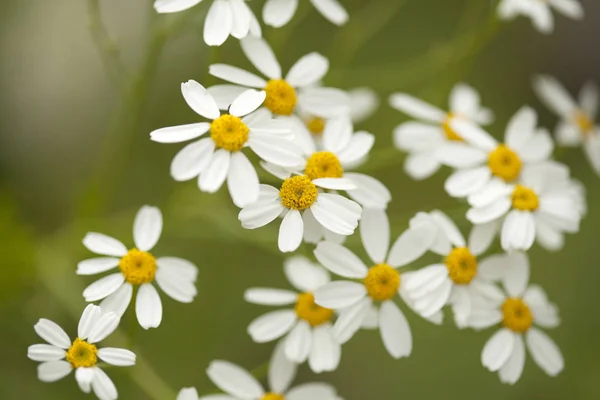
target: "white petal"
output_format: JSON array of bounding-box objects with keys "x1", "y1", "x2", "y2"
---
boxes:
[
  {"x1": 500, "y1": 210, "x2": 536, "y2": 252},
  {"x1": 199, "y1": 149, "x2": 231, "y2": 193},
  {"x1": 297, "y1": 87, "x2": 350, "y2": 118},
  {"x1": 579, "y1": 81, "x2": 598, "y2": 119},
  {"x1": 333, "y1": 298, "x2": 370, "y2": 344},
  {"x1": 248, "y1": 133, "x2": 305, "y2": 168},
  {"x1": 499, "y1": 334, "x2": 526, "y2": 384},
  {"x1": 270, "y1": 339, "x2": 297, "y2": 393},
  {"x1": 348, "y1": 87, "x2": 379, "y2": 123},
  {"x1": 481, "y1": 328, "x2": 516, "y2": 372},
  {"x1": 209, "y1": 64, "x2": 267, "y2": 88},
  {"x1": 154, "y1": 0, "x2": 203, "y2": 13},
  {"x1": 393, "y1": 122, "x2": 444, "y2": 152},
  {"x1": 308, "y1": 325, "x2": 341, "y2": 373},
  {"x1": 87, "y1": 312, "x2": 120, "y2": 343},
  {"x1": 263, "y1": 0, "x2": 298, "y2": 28},
  {"x1": 156, "y1": 257, "x2": 199, "y2": 281},
  {"x1": 244, "y1": 288, "x2": 297, "y2": 306},
  {"x1": 91, "y1": 367, "x2": 118, "y2": 400},
  {"x1": 450, "y1": 120, "x2": 497, "y2": 151},
  {"x1": 37, "y1": 361, "x2": 72, "y2": 382},
  {"x1": 435, "y1": 142, "x2": 487, "y2": 168},
  {"x1": 412, "y1": 280, "x2": 453, "y2": 317},
  {"x1": 450, "y1": 286, "x2": 472, "y2": 328},
  {"x1": 229, "y1": 89, "x2": 266, "y2": 117},
  {"x1": 278, "y1": 209, "x2": 303, "y2": 252},
  {"x1": 528, "y1": 2, "x2": 554, "y2": 33},
  {"x1": 345, "y1": 173, "x2": 391, "y2": 209},
  {"x1": 284, "y1": 321, "x2": 312, "y2": 363},
  {"x1": 286, "y1": 52, "x2": 329, "y2": 88},
  {"x1": 229, "y1": 0, "x2": 251, "y2": 39},
  {"x1": 248, "y1": 310, "x2": 296, "y2": 342},
  {"x1": 227, "y1": 152, "x2": 259, "y2": 208},
  {"x1": 313, "y1": 241, "x2": 368, "y2": 278},
  {"x1": 466, "y1": 198, "x2": 511, "y2": 224},
  {"x1": 360, "y1": 208, "x2": 390, "y2": 264},
  {"x1": 505, "y1": 105, "x2": 537, "y2": 150},
  {"x1": 526, "y1": 328, "x2": 564, "y2": 376},
  {"x1": 445, "y1": 167, "x2": 491, "y2": 198},
  {"x1": 204, "y1": 0, "x2": 233, "y2": 46},
  {"x1": 336, "y1": 131, "x2": 375, "y2": 167},
  {"x1": 467, "y1": 179, "x2": 513, "y2": 208},
  {"x1": 76, "y1": 258, "x2": 119, "y2": 276},
  {"x1": 402, "y1": 265, "x2": 448, "y2": 298},
  {"x1": 532, "y1": 75, "x2": 577, "y2": 118},
  {"x1": 283, "y1": 256, "x2": 330, "y2": 292},
  {"x1": 518, "y1": 129, "x2": 554, "y2": 163},
  {"x1": 286, "y1": 383, "x2": 337, "y2": 400},
  {"x1": 99, "y1": 283, "x2": 133, "y2": 318},
  {"x1": 550, "y1": 0, "x2": 584, "y2": 19},
  {"x1": 208, "y1": 85, "x2": 250, "y2": 110},
  {"x1": 241, "y1": 36, "x2": 281, "y2": 80},
  {"x1": 207, "y1": 361, "x2": 264, "y2": 398},
  {"x1": 133, "y1": 206, "x2": 162, "y2": 251},
  {"x1": 404, "y1": 152, "x2": 441, "y2": 180},
  {"x1": 310, "y1": 0, "x2": 348, "y2": 25},
  {"x1": 150, "y1": 122, "x2": 210, "y2": 143},
  {"x1": 502, "y1": 251, "x2": 530, "y2": 297},
  {"x1": 555, "y1": 120, "x2": 582, "y2": 146},
  {"x1": 155, "y1": 267, "x2": 198, "y2": 303},
  {"x1": 82, "y1": 233, "x2": 127, "y2": 257},
  {"x1": 28, "y1": 344, "x2": 66, "y2": 362},
  {"x1": 78, "y1": 304, "x2": 103, "y2": 339},
  {"x1": 387, "y1": 219, "x2": 437, "y2": 268},
  {"x1": 311, "y1": 194, "x2": 361, "y2": 236},
  {"x1": 430, "y1": 209, "x2": 466, "y2": 247},
  {"x1": 449, "y1": 83, "x2": 482, "y2": 118},
  {"x1": 314, "y1": 281, "x2": 367, "y2": 309},
  {"x1": 468, "y1": 220, "x2": 499, "y2": 256},
  {"x1": 379, "y1": 301, "x2": 412, "y2": 358},
  {"x1": 83, "y1": 274, "x2": 125, "y2": 302},
  {"x1": 238, "y1": 199, "x2": 285, "y2": 229},
  {"x1": 98, "y1": 348, "x2": 136, "y2": 366},
  {"x1": 310, "y1": 177, "x2": 354, "y2": 191},
  {"x1": 170, "y1": 139, "x2": 215, "y2": 181},
  {"x1": 75, "y1": 367, "x2": 94, "y2": 393},
  {"x1": 177, "y1": 387, "x2": 199, "y2": 400},
  {"x1": 388, "y1": 93, "x2": 445, "y2": 122},
  {"x1": 135, "y1": 284, "x2": 162, "y2": 330},
  {"x1": 322, "y1": 116, "x2": 352, "y2": 153},
  {"x1": 181, "y1": 80, "x2": 220, "y2": 119}
]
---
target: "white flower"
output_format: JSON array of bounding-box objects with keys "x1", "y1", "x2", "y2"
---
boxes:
[
  {"x1": 153, "y1": 0, "x2": 261, "y2": 46},
  {"x1": 468, "y1": 252, "x2": 563, "y2": 384},
  {"x1": 245, "y1": 256, "x2": 341, "y2": 373},
  {"x1": 151, "y1": 81, "x2": 304, "y2": 207},
  {"x1": 263, "y1": 0, "x2": 348, "y2": 28},
  {"x1": 27, "y1": 305, "x2": 136, "y2": 400},
  {"x1": 78, "y1": 206, "x2": 198, "y2": 329},
  {"x1": 401, "y1": 211, "x2": 509, "y2": 328},
  {"x1": 390, "y1": 83, "x2": 494, "y2": 180},
  {"x1": 176, "y1": 387, "x2": 199, "y2": 400},
  {"x1": 200, "y1": 345, "x2": 339, "y2": 400},
  {"x1": 533, "y1": 75, "x2": 600, "y2": 175},
  {"x1": 440, "y1": 106, "x2": 554, "y2": 201},
  {"x1": 313, "y1": 209, "x2": 440, "y2": 359},
  {"x1": 238, "y1": 175, "x2": 362, "y2": 253},
  {"x1": 497, "y1": 0, "x2": 583, "y2": 34},
  {"x1": 466, "y1": 162, "x2": 586, "y2": 252}
]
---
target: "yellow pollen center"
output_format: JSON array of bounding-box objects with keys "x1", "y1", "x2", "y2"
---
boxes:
[
  {"x1": 442, "y1": 114, "x2": 463, "y2": 141},
  {"x1": 305, "y1": 151, "x2": 344, "y2": 180},
  {"x1": 511, "y1": 185, "x2": 539, "y2": 211},
  {"x1": 66, "y1": 338, "x2": 98, "y2": 368},
  {"x1": 295, "y1": 292, "x2": 334, "y2": 327},
  {"x1": 502, "y1": 297, "x2": 533, "y2": 333},
  {"x1": 307, "y1": 117, "x2": 326, "y2": 135},
  {"x1": 261, "y1": 394, "x2": 285, "y2": 400},
  {"x1": 210, "y1": 114, "x2": 249, "y2": 152},
  {"x1": 264, "y1": 79, "x2": 297, "y2": 116},
  {"x1": 445, "y1": 247, "x2": 478, "y2": 285},
  {"x1": 574, "y1": 110, "x2": 594, "y2": 135},
  {"x1": 279, "y1": 175, "x2": 318, "y2": 210},
  {"x1": 119, "y1": 249, "x2": 157, "y2": 285},
  {"x1": 488, "y1": 145, "x2": 522, "y2": 182},
  {"x1": 363, "y1": 264, "x2": 401, "y2": 301}
]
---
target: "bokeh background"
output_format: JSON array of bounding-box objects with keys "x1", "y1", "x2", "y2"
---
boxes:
[{"x1": 1, "y1": 0, "x2": 600, "y2": 399}]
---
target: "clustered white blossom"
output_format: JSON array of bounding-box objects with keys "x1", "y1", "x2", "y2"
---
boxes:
[{"x1": 28, "y1": 0, "x2": 594, "y2": 399}]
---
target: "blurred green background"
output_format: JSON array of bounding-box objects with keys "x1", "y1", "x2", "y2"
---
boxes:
[{"x1": 1, "y1": 0, "x2": 600, "y2": 399}]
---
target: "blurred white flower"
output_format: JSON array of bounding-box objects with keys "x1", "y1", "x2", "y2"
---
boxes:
[
  {"x1": 245, "y1": 256, "x2": 341, "y2": 373},
  {"x1": 533, "y1": 75, "x2": 600, "y2": 175},
  {"x1": 153, "y1": 0, "x2": 261, "y2": 46},
  {"x1": 151, "y1": 81, "x2": 304, "y2": 207},
  {"x1": 390, "y1": 83, "x2": 494, "y2": 180},
  {"x1": 27, "y1": 305, "x2": 136, "y2": 400},
  {"x1": 497, "y1": 0, "x2": 583, "y2": 34},
  {"x1": 263, "y1": 0, "x2": 348, "y2": 28},
  {"x1": 468, "y1": 253, "x2": 563, "y2": 384},
  {"x1": 78, "y1": 206, "x2": 198, "y2": 329},
  {"x1": 176, "y1": 387, "x2": 199, "y2": 400}
]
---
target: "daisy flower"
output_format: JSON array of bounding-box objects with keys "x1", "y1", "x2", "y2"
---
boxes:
[
  {"x1": 150, "y1": 81, "x2": 304, "y2": 207},
  {"x1": 245, "y1": 256, "x2": 340, "y2": 373},
  {"x1": 27, "y1": 305, "x2": 136, "y2": 400},
  {"x1": 238, "y1": 174, "x2": 362, "y2": 253},
  {"x1": 263, "y1": 0, "x2": 348, "y2": 28},
  {"x1": 401, "y1": 211, "x2": 512, "y2": 328},
  {"x1": 466, "y1": 162, "x2": 585, "y2": 252},
  {"x1": 497, "y1": 0, "x2": 583, "y2": 34},
  {"x1": 440, "y1": 106, "x2": 554, "y2": 201},
  {"x1": 469, "y1": 252, "x2": 563, "y2": 384},
  {"x1": 153, "y1": 0, "x2": 261, "y2": 46},
  {"x1": 313, "y1": 209, "x2": 439, "y2": 358},
  {"x1": 78, "y1": 206, "x2": 198, "y2": 329},
  {"x1": 200, "y1": 343, "x2": 340, "y2": 400},
  {"x1": 533, "y1": 75, "x2": 600, "y2": 175},
  {"x1": 390, "y1": 83, "x2": 494, "y2": 180}
]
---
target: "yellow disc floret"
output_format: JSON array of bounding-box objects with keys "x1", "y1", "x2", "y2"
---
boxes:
[
  {"x1": 307, "y1": 117, "x2": 326, "y2": 135},
  {"x1": 119, "y1": 249, "x2": 157, "y2": 285},
  {"x1": 363, "y1": 264, "x2": 401, "y2": 301},
  {"x1": 305, "y1": 151, "x2": 344, "y2": 180},
  {"x1": 279, "y1": 175, "x2": 318, "y2": 210},
  {"x1": 295, "y1": 292, "x2": 334, "y2": 327},
  {"x1": 210, "y1": 114, "x2": 250, "y2": 152},
  {"x1": 264, "y1": 79, "x2": 297, "y2": 116},
  {"x1": 261, "y1": 394, "x2": 285, "y2": 400},
  {"x1": 511, "y1": 185, "x2": 539, "y2": 211},
  {"x1": 502, "y1": 297, "x2": 533, "y2": 333},
  {"x1": 488, "y1": 145, "x2": 522, "y2": 182},
  {"x1": 66, "y1": 338, "x2": 98, "y2": 368},
  {"x1": 574, "y1": 110, "x2": 594, "y2": 135},
  {"x1": 445, "y1": 247, "x2": 478, "y2": 285},
  {"x1": 442, "y1": 114, "x2": 463, "y2": 141}
]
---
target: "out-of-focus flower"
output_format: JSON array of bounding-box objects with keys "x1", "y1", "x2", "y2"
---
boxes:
[
  {"x1": 497, "y1": 0, "x2": 583, "y2": 34},
  {"x1": 263, "y1": 0, "x2": 348, "y2": 28}
]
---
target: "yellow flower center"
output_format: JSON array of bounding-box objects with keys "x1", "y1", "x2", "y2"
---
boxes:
[
  {"x1": 306, "y1": 117, "x2": 325, "y2": 135},
  {"x1": 279, "y1": 175, "x2": 318, "y2": 210},
  {"x1": 511, "y1": 185, "x2": 539, "y2": 211},
  {"x1": 295, "y1": 292, "x2": 334, "y2": 327},
  {"x1": 363, "y1": 264, "x2": 401, "y2": 301},
  {"x1": 488, "y1": 145, "x2": 522, "y2": 182},
  {"x1": 210, "y1": 114, "x2": 250, "y2": 152},
  {"x1": 502, "y1": 297, "x2": 533, "y2": 333},
  {"x1": 66, "y1": 338, "x2": 98, "y2": 368},
  {"x1": 305, "y1": 151, "x2": 344, "y2": 180},
  {"x1": 574, "y1": 110, "x2": 594, "y2": 135},
  {"x1": 442, "y1": 114, "x2": 463, "y2": 141},
  {"x1": 264, "y1": 79, "x2": 297, "y2": 116},
  {"x1": 119, "y1": 249, "x2": 157, "y2": 285},
  {"x1": 445, "y1": 247, "x2": 478, "y2": 285},
  {"x1": 261, "y1": 394, "x2": 285, "y2": 400}
]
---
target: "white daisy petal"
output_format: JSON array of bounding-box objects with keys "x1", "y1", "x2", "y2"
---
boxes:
[
  {"x1": 309, "y1": 0, "x2": 348, "y2": 25},
  {"x1": 297, "y1": 87, "x2": 350, "y2": 118},
  {"x1": 229, "y1": 0, "x2": 251, "y2": 39},
  {"x1": 502, "y1": 252, "x2": 530, "y2": 298},
  {"x1": 241, "y1": 36, "x2": 281, "y2": 80},
  {"x1": 244, "y1": 288, "x2": 298, "y2": 306},
  {"x1": 239, "y1": 199, "x2": 285, "y2": 229},
  {"x1": 402, "y1": 265, "x2": 448, "y2": 298},
  {"x1": 435, "y1": 142, "x2": 487, "y2": 168},
  {"x1": 466, "y1": 198, "x2": 511, "y2": 224},
  {"x1": 170, "y1": 139, "x2": 215, "y2": 182},
  {"x1": 204, "y1": 0, "x2": 233, "y2": 46},
  {"x1": 413, "y1": 280, "x2": 453, "y2": 318},
  {"x1": 445, "y1": 167, "x2": 491, "y2": 198},
  {"x1": 387, "y1": 220, "x2": 437, "y2": 268},
  {"x1": 206, "y1": 361, "x2": 264, "y2": 399},
  {"x1": 229, "y1": 90, "x2": 266, "y2": 117},
  {"x1": 278, "y1": 209, "x2": 303, "y2": 253},
  {"x1": 336, "y1": 132, "x2": 375, "y2": 166},
  {"x1": 499, "y1": 334, "x2": 525, "y2": 385},
  {"x1": 83, "y1": 233, "x2": 128, "y2": 257},
  {"x1": 449, "y1": 83, "x2": 481, "y2": 118},
  {"x1": 500, "y1": 210, "x2": 536, "y2": 252},
  {"x1": 133, "y1": 206, "x2": 162, "y2": 252},
  {"x1": 450, "y1": 120, "x2": 497, "y2": 151},
  {"x1": 505, "y1": 105, "x2": 537, "y2": 150},
  {"x1": 156, "y1": 257, "x2": 198, "y2": 281},
  {"x1": 579, "y1": 81, "x2": 598, "y2": 119},
  {"x1": 322, "y1": 116, "x2": 352, "y2": 154},
  {"x1": 28, "y1": 344, "x2": 66, "y2": 362},
  {"x1": 528, "y1": 2, "x2": 554, "y2": 33},
  {"x1": 150, "y1": 123, "x2": 211, "y2": 143},
  {"x1": 314, "y1": 242, "x2": 368, "y2": 278},
  {"x1": 76, "y1": 258, "x2": 120, "y2": 276},
  {"x1": 311, "y1": 194, "x2": 361, "y2": 236},
  {"x1": 526, "y1": 328, "x2": 564, "y2": 376},
  {"x1": 533, "y1": 75, "x2": 577, "y2": 118},
  {"x1": 154, "y1": 0, "x2": 203, "y2": 13},
  {"x1": 468, "y1": 220, "x2": 500, "y2": 256},
  {"x1": 360, "y1": 208, "x2": 390, "y2": 264},
  {"x1": 248, "y1": 310, "x2": 297, "y2": 342},
  {"x1": 284, "y1": 321, "x2": 312, "y2": 363},
  {"x1": 430, "y1": 210, "x2": 466, "y2": 247},
  {"x1": 345, "y1": 173, "x2": 391, "y2": 209},
  {"x1": 312, "y1": 178, "x2": 356, "y2": 191},
  {"x1": 348, "y1": 87, "x2": 379, "y2": 123},
  {"x1": 283, "y1": 256, "x2": 330, "y2": 292},
  {"x1": 270, "y1": 339, "x2": 297, "y2": 393},
  {"x1": 208, "y1": 85, "x2": 250, "y2": 110},
  {"x1": 467, "y1": 179, "x2": 513, "y2": 208},
  {"x1": 87, "y1": 312, "x2": 120, "y2": 343},
  {"x1": 314, "y1": 281, "x2": 367, "y2": 309},
  {"x1": 227, "y1": 152, "x2": 259, "y2": 208},
  {"x1": 263, "y1": 0, "x2": 298, "y2": 28},
  {"x1": 286, "y1": 383, "x2": 337, "y2": 400},
  {"x1": 379, "y1": 301, "x2": 412, "y2": 359},
  {"x1": 199, "y1": 149, "x2": 231, "y2": 193},
  {"x1": 285, "y1": 52, "x2": 329, "y2": 88},
  {"x1": 83, "y1": 274, "x2": 125, "y2": 302},
  {"x1": 181, "y1": 80, "x2": 221, "y2": 120},
  {"x1": 481, "y1": 328, "x2": 516, "y2": 372},
  {"x1": 98, "y1": 348, "x2": 136, "y2": 367},
  {"x1": 155, "y1": 268, "x2": 198, "y2": 303},
  {"x1": 404, "y1": 152, "x2": 441, "y2": 180},
  {"x1": 555, "y1": 120, "x2": 582, "y2": 146},
  {"x1": 37, "y1": 361, "x2": 72, "y2": 382},
  {"x1": 75, "y1": 367, "x2": 94, "y2": 393},
  {"x1": 209, "y1": 64, "x2": 267, "y2": 88},
  {"x1": 135, "y1": 283, "x2": 163, "y2": 330},
  {"x1": 99, "y1": 283, "x2": 133, "y2": 318},
  {"x1": 389, "y1": 93, "x2": 445, "y2": 122},
  {"x1": 248, "y1": 133, "x2": 305, "y2": 168},
  {"x1": 393, "y1": 122, "x2": 444, "y2": 152},
  {"x1": 91, "y1": 367, "x2": 118, "y2": 400},
  {"x1": 333, "y1": 297, "x2": 371, "y2": 344},
  {"x1": 518, "y1": 129, "x2": 554, "y2": 163},
  {"x1": 177, "y1": 388, "x2": 199, "y2": 400},
  {"x1": 78, "y1": 305, "x2": 103, "y2": 340},
  {"x1": 308, "y1": 325, "x2": 341, "y2": 373}
]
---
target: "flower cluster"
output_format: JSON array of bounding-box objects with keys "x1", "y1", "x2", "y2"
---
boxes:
[{"x1": 27, "y1": 0, "x2": 595, "y2": 399}]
